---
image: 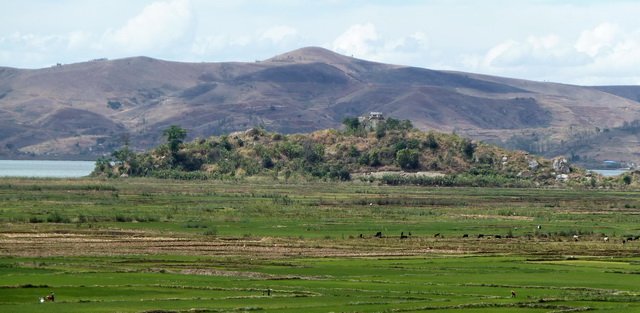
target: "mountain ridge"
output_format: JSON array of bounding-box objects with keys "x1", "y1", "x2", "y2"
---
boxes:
[{"x1": 1, "y1": 47, "x2": 639, "y2": 165}]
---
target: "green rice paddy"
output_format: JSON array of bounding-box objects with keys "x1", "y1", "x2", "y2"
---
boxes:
[{"x1": 1, "y1": 177, "x2": 640, "y2": 312}]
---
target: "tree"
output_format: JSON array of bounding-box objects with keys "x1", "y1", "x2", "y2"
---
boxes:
[
  {"x1": 396, "y1": 148, "x2": 420, "y2": 170},
  {"x1": 375, "y1": 123, "x2": 386, "y2": 139},
  {"x1": 111, "y1": 145, "x2": 139, "y2": 175},
  {"x1": 112, "y1": 145, "x2": 135, "y2": 165},
  {"x1": 342, "y1": 117, "x2": 360, "y2": 132},
  {"x1": 461, "y1": 138, "x2": 475, "y2": 159},
  {"x1": 425, "y1": 133, "x2": 439, "y2": 150},
  {"x1": 163, "y1": 125, "x2": 187, "y2": 154},
  {"x1": 93, "y1": 156, "x2": 112, "y2": 176},
  {"x1": 399, "y1": 119, "x2": 413, "y2": 130},
  {"x1": 262, "y1": 156, "x2": 274, "y2": 169},
  {"x1": 385, "y1": 118, "x2": 400, "y2": 130}
]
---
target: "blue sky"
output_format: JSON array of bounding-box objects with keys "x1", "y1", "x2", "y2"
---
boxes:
[{"x1": 2, "y1": 0, "x2": 640, "y2": 85}]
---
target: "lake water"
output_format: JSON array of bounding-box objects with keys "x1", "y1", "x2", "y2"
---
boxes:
[
  {"x1": 0, "y1": 160, "x2": 630, "y2": 179},
  {"x1": 589, "y1": 169, "x2": 629, "y2": 177},
  {"x1": 0, "y1": 160, "x2": 95, "y2": 178}
]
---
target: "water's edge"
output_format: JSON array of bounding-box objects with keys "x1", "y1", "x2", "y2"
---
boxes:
[
  {"x1": 0, "y1": 160, "x2": 95, "y2": 178},
  {"x1": 0, "y1": 160, "x2": 629, "y2": 178},
  {"x1": 589, "y1": 169, "x2": 629, "y2": 177}
]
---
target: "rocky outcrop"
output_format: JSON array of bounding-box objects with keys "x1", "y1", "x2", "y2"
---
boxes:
[{"x1": 553, "y1": 157, "x2": 571, "y2": 174}]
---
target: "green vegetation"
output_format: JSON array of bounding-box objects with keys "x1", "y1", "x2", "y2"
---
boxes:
[
  {"x1": 2, "y1": 177, "x2": 640, "y2": 312},
  {"x1": 163, "y1": 125, "x2": 187, "y2": 163},
  {"x1": 5, "y1": 119, "x2": 640, "y2": 311},
  {"x1": 92, "y1": 120, "x2": 619, "y2": 187}
]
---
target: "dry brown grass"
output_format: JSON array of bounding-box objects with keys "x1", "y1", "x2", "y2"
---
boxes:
[{"x1": 2, "y1": 226, "x2": 636, "y2": 259}]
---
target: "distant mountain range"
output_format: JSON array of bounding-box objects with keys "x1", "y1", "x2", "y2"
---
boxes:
[{"x1": 1, "y1": 47, "x2": 639, "y2": 164}]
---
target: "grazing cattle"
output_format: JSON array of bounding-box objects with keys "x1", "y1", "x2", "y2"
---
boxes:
[
  {"x1": 374, "y1": 231, "x2": 383, "y2": 238},
  {"x1": 359, "y1": 233, "x2": 363, "y2": 238},
  {"x1": 494, "y1": 235, "x2": 502, "y2": 239},
  {"x1": 537, "y1": 225, "x2": 542, "y2": 230},
  {"x1": 573, "y1": 235, "x2": 579, "y2": 241},
  {"x1": 634, "y1": 235, "x2": 640, "y2": 240},
  {"x1": 408, "y1": 232, "x2": 412, "y2": 236},
  {"x1": 462, "y1": 234, "x2": 469, "y2": 238},
  {"x1": 511, "y1": 290, "x2": 517, "y2": 298},
  {"x1": 623, "y1": 239, "x2": 627, "y2": 244},
  {"x1": 400, "y1": 232, "x2": 408, "y2": 239},
  {"x1": 627, "y1": 237, "x2": 634, "y2": 242},
  {"x1": 477, "y1": 234, "x2": 484, "y2": 239},
  {"x1": 40, "y1": 293, "x2": 55, "y2": 302},
  {"x1": 604, "y1": 237, "x2": 609, "y2": 242},
  {"x1": 434, "y1": 233, "x2": 441, "y2": 238}
]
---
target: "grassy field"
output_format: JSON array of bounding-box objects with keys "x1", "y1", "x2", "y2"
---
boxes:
[{"x1": 2, "y1": 177, "x2": 640, "y2": 312}]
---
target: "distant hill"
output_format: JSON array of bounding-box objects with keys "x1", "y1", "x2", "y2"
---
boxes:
[
  {"x1": 590, "y1": 86, "x2": 640, "y2": 103},
  {"x1": 1, "y1": 47, "x2": 639, "y2": 165}
]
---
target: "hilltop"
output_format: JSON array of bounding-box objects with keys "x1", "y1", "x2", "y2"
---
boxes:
[
  {"x1": 1, "y1": 47, "x2": 639, "y2": 165},
  {"x1": 92, "y1": 119, "x2": 623, "y2": 188}
]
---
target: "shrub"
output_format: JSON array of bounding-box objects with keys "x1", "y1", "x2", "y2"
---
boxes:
[
  {"x1": 424, "y1": 133, "x2": 439, "y2": 150},
  {"x1": 461, "y1": 139, "x2": 476, "y2": 159},
  {"x1": 47, "y1": 212, "x2": 70, "y2": 223},
  {"x1": 262, "y1": 156, "x2": 274, "y2": 169},
  {"x1": 107, "y1": 100, "x2": 122, "y2": 110},
  {"x1": 29, "y1": 216, "x2": 44, "y2": 223},
  {"x1": 375, "y1": 124, "x2": 386, "y2": 138},
  {"x1": 342, "y1": 117, "x2": 361, "y2": 132},
  {"x1": 204, "y1": 228, "x2": 218, "y2": 236},
  {"x1": 328, "y1": 165, "x2": 351, "y2": 181},
  {"x1": 396, "y1": 148, "x2": 420, "y2": 170},
  {"x1": 279, "y1": 142, "x2": 304, "y2": 159},
  {"x1": 115, "y1": 214, "x2": 132, "y2": 222}
]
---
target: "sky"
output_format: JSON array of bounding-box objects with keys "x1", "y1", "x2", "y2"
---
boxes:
[{"x1": 2, "y1": 0, "x2": 640, "y2": 85}]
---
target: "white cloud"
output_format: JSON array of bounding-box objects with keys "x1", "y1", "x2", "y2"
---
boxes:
[
  {"x1": 0, "y1": 32, "x2": 72, "y2": 67},
  {"x1": 3, "y1": 1, "x2": 640, "y2": 84},
  {"x1": 575, "y1": 23, "x2": 620, "y2": 57},
  {"x1": 104, "y1": 0, "x2": 193, "y2": 53},
  {"x1": 462, "y1": 23, "x2": 640, "y2": 84},
  {"x1": 260, "y1": 25, "x2": 298, "y2": 44},
  {"x1": 384, "y1": 32, "x2": 427, "y2": 53},
  {"x1": 191, "y1": 34, "x2": 252, "y2": 56},
  {"x1": 331, "y1": 24, "x2": 432, "y2": 66},
  {"x1": 584, "y1": 32, "x2": 640, "y2": 76},
  {"x1": 67, "y1": 31, "x2": 92, "y2": 50},
  {"x1": 574, "y1": 23, "x2": 640, "y2": 77},
  {"x1": 482, "y1": 35, "x2": 590, "y2": 68},
  {"x1": 332, "y1": 23, "x2": 379, "y2": 58}
]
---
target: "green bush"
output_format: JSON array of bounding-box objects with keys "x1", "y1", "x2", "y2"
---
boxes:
[
  {"x1": 396, "y1": 148, "x2": 420, "y2": 170},
  {"x1": 47, "y1": 212, "x2": 70, "y2": 223}
]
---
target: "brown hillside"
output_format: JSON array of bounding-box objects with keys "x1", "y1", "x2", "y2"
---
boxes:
[{"x1": 1, "y1": 47, "x2": 639, "y2": 164}]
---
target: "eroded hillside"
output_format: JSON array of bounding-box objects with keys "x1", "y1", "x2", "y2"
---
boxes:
[{"x1": 1, "y1": 47, "x2": 639, "y2": 164}]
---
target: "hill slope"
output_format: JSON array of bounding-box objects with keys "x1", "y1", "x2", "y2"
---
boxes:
[
  {"x1": 94, "y1": 123, "x2": 593, "y2": 187},
  {"x1": 1, "y1": 47, "x2": 639, "y2": 164}
]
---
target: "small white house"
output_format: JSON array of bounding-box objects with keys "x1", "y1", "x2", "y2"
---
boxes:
[{"x1": 369, "y1": 112, "x2": 384, "y2": 120}]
